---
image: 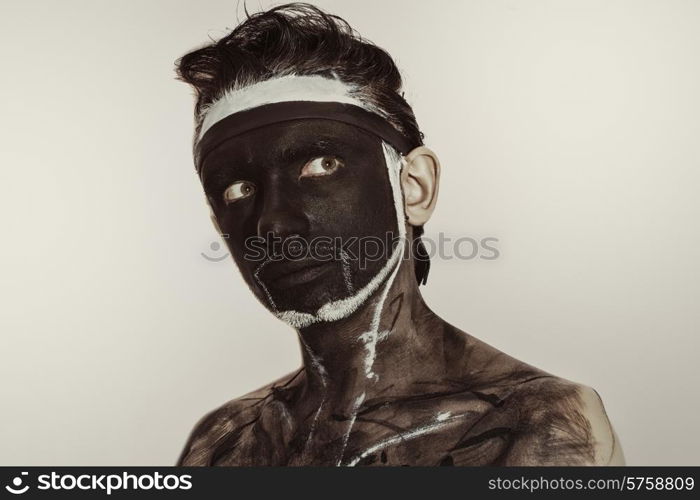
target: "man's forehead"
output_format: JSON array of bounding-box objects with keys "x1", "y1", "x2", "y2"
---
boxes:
[
  {"x1": 193, "y1": 76, "x2": 413, "y2": 176},
  {"x1": 202, "y1": 119, "x2": 382, "y2": 167},
  {"x1": 197, "y1": 74, "x2": 370, "y2": 143}
]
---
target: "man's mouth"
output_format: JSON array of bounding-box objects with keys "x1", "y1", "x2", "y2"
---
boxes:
[{"x1": 257, "y1": 258, "x2": 334, "y2": 290}]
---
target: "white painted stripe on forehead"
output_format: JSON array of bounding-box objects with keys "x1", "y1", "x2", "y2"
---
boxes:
[{"x1": 197, "y1": 74, "x2": 373, "y2": 142}]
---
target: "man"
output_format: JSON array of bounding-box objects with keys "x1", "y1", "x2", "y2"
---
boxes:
[{"x1": 174, "y1": 3, "x2": 624, "y2": 466}]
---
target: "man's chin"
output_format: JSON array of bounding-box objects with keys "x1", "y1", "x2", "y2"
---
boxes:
[
  {"x1": 263, "y1": 283, "x2": 344, "y2": 316},
  {"x1": 248, "y1": 261, "x2": 390, "y2": 321}
]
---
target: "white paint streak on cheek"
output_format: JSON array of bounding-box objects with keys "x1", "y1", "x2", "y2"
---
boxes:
[
  {"x1": 253, "y1": 259, "x2": 278, "y2": 313},
  {"x1": 340, "y1": 250, "x2": 354, "y2": 294}
]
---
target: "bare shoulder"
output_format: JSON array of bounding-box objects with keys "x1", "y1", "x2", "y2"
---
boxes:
[
  {"x1": 438, "y1": 327, "x2": 625, "y2": 465},
  {"x1": 502, "y1": 376, "x2": 625, "y2": 465},
  {"x1": 576, "y1": 384, "x2": 626, "y2": 465},
  {"x1": 175, "y1": 369, "x2": 302, "y2": 466}
]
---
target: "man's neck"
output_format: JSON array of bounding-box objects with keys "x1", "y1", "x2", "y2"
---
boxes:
[{"x1": 294, "y1": 257, "x2": 446, "y2": 415}]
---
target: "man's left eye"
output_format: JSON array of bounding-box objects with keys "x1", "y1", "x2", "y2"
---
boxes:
[{"x1": 299, "y1": 156, "x2": 344, "y2": 178}]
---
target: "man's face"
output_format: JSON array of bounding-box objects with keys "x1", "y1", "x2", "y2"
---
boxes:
[{"x1": 201, "y1": 119, "x2": 400, "y2": 315}]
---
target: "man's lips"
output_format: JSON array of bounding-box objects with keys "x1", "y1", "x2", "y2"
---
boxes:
[{"x1": 257, "y1": 259, "x2": 334, "y2": 290}]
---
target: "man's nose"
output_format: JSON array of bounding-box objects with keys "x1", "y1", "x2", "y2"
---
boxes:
[{"x1": 256, "y1": 193, "x2": 309, "y2": 242}]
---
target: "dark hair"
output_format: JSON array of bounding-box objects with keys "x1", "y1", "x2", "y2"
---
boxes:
[{"x1": 174, "y1": 2, "x2": 430, "y2": 285}]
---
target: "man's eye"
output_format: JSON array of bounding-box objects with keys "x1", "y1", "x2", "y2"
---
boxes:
[
  {"x1": 299, "y1": 156, "x2": 344, "y2": 178},
  {"x1": 222, "y1": 181, "x2": 256, "y2": 204}
]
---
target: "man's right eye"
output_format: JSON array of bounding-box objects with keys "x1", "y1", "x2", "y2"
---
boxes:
[{"x1": 223, "y1": 181, "x2": 256, "y2": 205}]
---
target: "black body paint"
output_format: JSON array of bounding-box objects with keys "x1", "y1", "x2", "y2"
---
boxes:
[{"x1": 177, "y1": 118, "x2": 605, "y2": 465}]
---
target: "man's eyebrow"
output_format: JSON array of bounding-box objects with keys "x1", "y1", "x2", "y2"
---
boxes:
[
  {"x1": 202, "y1": 138, "x2": 342, "y2": 184},
  {"x1": 200, "y1": 146, "x2": 253, "y2": 186},
  {"x1": 279, "y1": 139, "x2": 336, "y2": 163},
  {"x1": 201, "y1": 159, "x2": 245, "y2": 189}
]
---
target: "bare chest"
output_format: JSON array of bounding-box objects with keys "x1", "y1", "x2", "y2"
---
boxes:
[{"x1": 214, "y1": 390, "x2": 519, "y2": 466}]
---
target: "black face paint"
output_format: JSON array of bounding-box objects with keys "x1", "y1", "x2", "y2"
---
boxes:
[
  {"x1": 201, "y1": 119, "x2": 400, "y2": 315},
  {"x1": 195, "y1": 101, "x2": 414, "y2": 174}
]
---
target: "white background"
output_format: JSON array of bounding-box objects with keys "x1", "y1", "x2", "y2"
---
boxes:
[{"x1": 1, "y1": 0, "x2": 698, "y2": 465}]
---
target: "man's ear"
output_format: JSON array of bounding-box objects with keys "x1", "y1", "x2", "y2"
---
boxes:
[{"x1": 400, "y1": 146, "x2": 441, "y2": 225}]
